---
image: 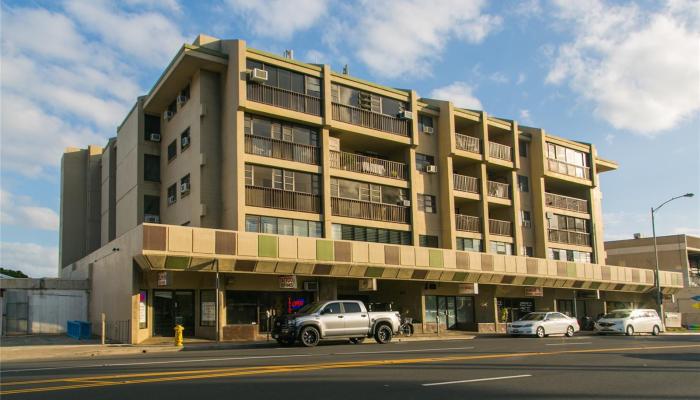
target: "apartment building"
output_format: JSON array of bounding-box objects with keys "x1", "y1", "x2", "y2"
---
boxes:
[
  {"x1": 59, "y1": 35, "x2": 683, "y2": 343},
  {"x1": 606, "y1": 234, "x2": 700, "y2": 327}
]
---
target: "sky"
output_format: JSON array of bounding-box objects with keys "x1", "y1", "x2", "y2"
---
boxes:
[{"x1": 0, "y1": 0, "x2": 699, "y2": 278}]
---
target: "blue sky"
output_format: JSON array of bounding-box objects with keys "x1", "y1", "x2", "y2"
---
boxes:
[{"x1": 1, "y1": 0, "x2": 698, "y2": 277}]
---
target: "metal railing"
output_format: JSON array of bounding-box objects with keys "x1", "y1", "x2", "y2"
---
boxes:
[
  {"x1": 331, "y1": 197, "x2": 409, "y2": 223},
  {"x1": 487, "y1": 181, "x2": 510, "y2": 199},
  {"x1": 489, "y1": 219, "x2": 512, "y2": 236},
  {"x1": 245, "y1": 135, "x2": 319, "y2": 165},
  {"x1": 247, "y1": 82, "x2": 321, "y2": 116},
  {"x1": 453, "y1": 174, "x2": 479, "y2": 193},
  {"x1": 105, "y1": 320, "x2": 131, "y2": 344},
  {"x1": 329, "y1": 150, "x2": 407, "y2": 180},
  {"x1": 245, "y1": 186, "x2": 321, "y2": 213},
  {"x1": 547, "y1": 158, "x2": 591, "y2": 180},
  {"x1": 548, "y1": 229, "x2": 591, "y2": 246},
  {"x1": 456, "y1": 214, "x2": 481, "y2": 232},
  {"x1": 489, "y1": 142, "x2": 512, "y2": 161},
  {"x1": 455, "y1": 133, "x2": 481, "y2": 154},
  {"x1": 545, "y1": 192, "x2": 588, "y2": 213},
  {"x1": 331, "y1": 103, "x2": 410, "y2": 136}
]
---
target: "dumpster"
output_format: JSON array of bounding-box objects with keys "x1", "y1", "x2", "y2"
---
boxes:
[{"x1": 67, "y1": 320, "x2": 92, "y2": 339}]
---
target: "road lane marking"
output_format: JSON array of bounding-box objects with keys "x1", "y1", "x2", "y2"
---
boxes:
[
  {"x1": 422, "y1": 374, "x2": 532, "y2": 386},
  {"x1": 335, "y1": 346, "x2": 474, "y2": 355},
  {"x1": 545, "y1": 342, "x2": 592, "y2": 346},
  {"x1": 2, "y1": 343, "x2": 699, "y2": 396}
]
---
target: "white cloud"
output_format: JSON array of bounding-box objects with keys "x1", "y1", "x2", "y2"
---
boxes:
[
  {"x1": 489, "y1": 72, "x2": 509, "y2": 84},
  {"x1": 519, "y1": 109, "x2": 533, "y2": 124},
  {"x1": 225, "y1": 0, "x2": 327, "y2": 39},
  {"x1": 546, "y1": 0, "x2": 700, "y2": 135},
  {"x1": 0, "y1": 189, "x2": 60, "y2": 231},
  {"x1": 0, "y1": 242, "x2": 58, "y2": 278},
  {"x1": 605, "y1": 134, "x2": 615, "y2": 144},
  {"x1": 304, "y1": 49, "x2": 326, "y2": 64},
  {"x1": 429, "y1": 82, "x2": 483, "y2": 110},
  {"x1": 516, "y1": 73, "x2": 526, "y2": 85}
]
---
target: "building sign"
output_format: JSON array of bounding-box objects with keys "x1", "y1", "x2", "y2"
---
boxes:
[
  {"x1": 458, "y1": 283, "x2": 479, "y2": 295},
  {"x1": 359, "y1": 278, "x2": 377, "y2": 291},
  {"x1": 139, "y1": 291, "x2": 147, "y2": 329},
  {"x1": 287, "y1": 297, "x2": 306, "y2": 313},
  {"x1": 525, "y1": 287, "x2": 544, "y2": 297},
  {"x1": 157, "y1": 272, "x2": 169, "y2": 287},
  {"x1": 201, "y1": 302, "x2": 216, "y2": 324},
  {"x1": 664, "y1": 312, "x2": 681, "y2": 328},
  {"x1": 278, "y1": 275, "x2": 297, "y2": 289}
]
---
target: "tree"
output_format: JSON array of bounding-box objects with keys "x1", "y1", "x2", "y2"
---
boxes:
[{"x1": 0, "y1": 268, "x2": 28, "y2": 278}]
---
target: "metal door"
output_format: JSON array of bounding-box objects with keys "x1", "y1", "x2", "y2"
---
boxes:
[
  {"x1": 319, "y1": 302, "x2": 345, "y2": 336},
  {"x1": 342, "y1": 302, "x2": 369, "y2": 336}
]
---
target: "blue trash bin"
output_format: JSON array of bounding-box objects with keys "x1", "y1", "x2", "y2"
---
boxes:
[{"x1": 66, "y1": 320, "x2": 92, "y2": 339}]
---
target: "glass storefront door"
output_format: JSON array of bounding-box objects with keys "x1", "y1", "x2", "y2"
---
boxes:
[
  {"x1": 226, "y1": 291, "x2": 313, "y2": 332},
  {"x1": 425, "y1": 295, "x2": 475, "y2": 330},
  {"x1": 153, "y1": 290, "x2": 195, "y2": 337}
]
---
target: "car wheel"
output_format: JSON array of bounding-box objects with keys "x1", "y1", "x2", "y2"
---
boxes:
[
  {"x1": 565, "y1": 325, "x2": 575, "y2": 337},
  {"x1": 625, "y1": 325, "x2": 634, "y2": 336},
  {"x1": 652, "y1": 325, "x2": 660, "y2": 336},
  {"x1": 536, "y1": 326, "x2": 546, "y2": 338},
  {"x1": 299, "y1": 326, "x2": 320, "y2": 347},
  {"x1": 374, "y1": 324, "x2": 393, "y2": 344},
  {"x1": 349, "y1": 337, "x2": 365, "y2": 344}
]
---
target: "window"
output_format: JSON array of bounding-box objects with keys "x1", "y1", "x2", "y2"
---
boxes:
[
  {"x1": 521, "y1": 210, "x2": 532, "y2": 228},
  {"x1": 415, "y1": 153, "x2": 434, "y2": 171},
  {"x1": 246, "y1": 59, "x2": 320, "y2": 98},
  {"x1": 523, "y1": 246, "x2": 534, "y2": 257},
  {"x1": 144, "y1": 154, "x2": 160, "y2": 182},
  {"x1": 180, "y1": 84, "x2": 190, "y2": 102},
  {"x1": 332, "y1": 224, "x2": 411, "y2": 245},
  {"x1": 330, "y1": 178, "x2": 406, "y2": 205},
  {"x1": 490, "y1": 241, "x2": 513, "y2": 255},
  {"x1": 322, "y1": 302, "x2": 341, "y2": 314},
  {"x1": 546, "y1": 142, "x2": 590, "y2": 178},
  {"x1": 245, "y1": 215, "x2": 322, "y2": 237},
  {"x1": 180, "y1": 174, "x2": 190, "y2": 196},
  {"x1": 168, "y1": 140, "x2": 177, "y2": 161},
  {"x1": 200, "y1": 290, "x2": 216, "y2": 327},
  {"x1": 548, "y1": 214, "x2": 589, "y2": 233},
  {"x1": 331, "y1": 83, "x2": 408, "y2": 117},
  {"x1": 180, "y1": 128, "x2": 191, "y2": 151},
  {"x1": 418, "y1": 114, "x2": 434, "y2": 133},
  {"x1": 342, "y1": 302, "x2": 362, "y2": 313},
  {"x1": 167, "y1": 184, "x2": 177, "y2": 205},
  {"x1": 519, "y1": 140, "x2": 528, "y2": 157},
  {"x1": 167, "y1": 100, "x2": 177, "y2": 115},
  {"x1": 244, "y1": 114, "x2": 319, "y2": 146},
  {"x1": 144, "y1": 114, "x2": 160, "y2": 139},
  {"x1": 457, "y1": 238, "x2": 481, "y2": 252},
  {"x1": 245, "y1": 164, "x2": 319, "y2": 194},
  {"x1": 518, "y1": 175, "x2": 529, "y2": 192},
  {"x1": 548, "y1": 248, "x2": 591, "y2": 263},
  {"x1": 144, "y1": 195, "x2": 160, "y2": 218},
  {"x1": 419, "y1": 235, "x2": 439, "y2": 248},
  {"x1": 418, "y1": 194, "x2": 436, "y2": 213}
]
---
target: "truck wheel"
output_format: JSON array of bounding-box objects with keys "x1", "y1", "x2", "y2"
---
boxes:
[
  {"x1": 349, "y1": 337, "x2": 365, "y2": 344},
  {"x1": 299, "y1": 326, "x2": 320, "y2": 347},
  {"x1": 374, "y1": 324, "x2": 393, "y2": 344}
]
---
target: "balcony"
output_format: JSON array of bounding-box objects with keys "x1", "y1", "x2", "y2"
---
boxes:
[
  {"x1": 548, "y1": 229, "x2": 591, "y2": 246},
  {"x1": 331, "y1": 103, "x2": 410, "y2": 137},
  {"x1": 331, "y1": 197, "x2": 409, "y2": 224},
  {"x1": 329, "y1": 150, "x2": 407, "y2": 180},
  {"x1": 545, "y1": 192, "x2": 588, "y2": 214},
  {"x1": 547, "y1": 158, "x2": 591, "y2": 180},
  {"x1": 246, "y1": 82, "x2": 321, "y2": 116},
  {"x1": 245, "y1": 135, "x2": 319, "y2": 165},
  {"x1": 487, "y1": 181, "x2": 510, "y2": 199},
  {"x1": 245, "y1": 186, "x2": 321, "y2": 213},
  {"x1": 456, "y1": 214, "x2": 480, "y2": 232},
  {"x1": 489, "y1": 219, "x2": 512, "y2": 236},
  {"x1": 455, "y1": 133, "x2": 480, "y2": 154},
  {"x1": 453, "y1": 174, "x2": 479, "y2": 193},
  {"x1": 489, "y1": 142, "x2": 512, "y2": 161}
]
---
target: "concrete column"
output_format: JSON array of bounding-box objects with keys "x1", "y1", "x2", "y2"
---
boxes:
[
  {"x1": 511, "y1": 170, "x2": 523, "y2": 255},
  {"x1": 437, "y1": 101, "x2": 456, "y2": 249}
]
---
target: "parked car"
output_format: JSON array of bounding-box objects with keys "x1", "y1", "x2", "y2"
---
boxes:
[
  {"x1": 271, "y1": 300, "x2": 401, "y2": 347},
  {"x1": 507, "y1": 312, "x2": 580, "y2": 338},
  {"x1": 594, "y1": 309, "x2": 663, "y2": 336}
]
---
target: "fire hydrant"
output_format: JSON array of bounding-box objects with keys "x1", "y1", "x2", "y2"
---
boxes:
[{"x1": 174, "y1": 324, "x2": 184, "y2": 347}]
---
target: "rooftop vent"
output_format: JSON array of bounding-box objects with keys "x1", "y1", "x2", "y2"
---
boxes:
[
  {"x1": 283, "y1": 49, "x2": 294, "y2": 59},
  {"x1": 633, "y1": 233, "x2": 642, "y2": 239},
  {"x1": 342, "y1": 64, "x2": 349, "y2": 75}
]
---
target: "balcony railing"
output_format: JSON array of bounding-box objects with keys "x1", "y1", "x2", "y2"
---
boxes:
[
  {"x1": 453, "y1": 174, "x2": 479, "y2": 193},
  {"x1": 245, "y1": 135, "x2": 319, "y2": 165},
  {"x1": 548, "y1": 229, "x2": 591, "y2": 246},
  {"x1": 329, "y1": 150, "x2": 407, "y2": 180},
  {"x1": 245, "y1": 186, "x2": 321, "y2": 213},
  {"x1": 547, "y1": 158, "x2": 591, "y2": 180},
  {"x1": 489, "y1": 142, "x2": 512, "y2": 161},
  {"x1": 487, "y1": 181, "x2": 510, "y2": 199},
  {"x1": 331, "y1": 197, "x2": 409, "y2": 224},
  {"x1": 455, "y1": 133, "x2": 480, "y2": 154},
  {"x1": 489, "y1": 219, "x2": 512, "y2": 236},
  {"x1": 545, "y1": 192, "x2": 588, "y2": 214},
  {"x1": 456, "y1": 214, "x2": 481, "y2": 232},
  {"x1": 331, "y1": 103, "x2": 410, "y2": 137},
  {"x1": 246, "y1": 82, "x2": 321, "y2": 116}
]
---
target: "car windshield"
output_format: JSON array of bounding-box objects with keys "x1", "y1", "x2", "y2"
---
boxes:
[
  {"x1": 296, "y1": 302, "x2": 325, "y2": 314},
  {"x1": 603, "y1": 311, "x2": 631, "y2": 319},
  {"x1": 518, "y1": 313, "x2": 546, "y2": 321}
]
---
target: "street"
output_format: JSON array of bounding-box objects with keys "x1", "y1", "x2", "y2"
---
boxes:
[{"x1": 1, "y1": 334, "x2": 699, "y2": 399}]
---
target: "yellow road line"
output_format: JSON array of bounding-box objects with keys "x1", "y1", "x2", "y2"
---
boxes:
[{"x1": 2, "y1": 343, "x2": 699, "y2": 396}]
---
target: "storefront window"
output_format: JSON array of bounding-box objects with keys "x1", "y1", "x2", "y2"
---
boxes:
[
  {"x1": 225, "y1": 291, "x2": 313, "y2": 332},
  {"x1": 200, "y1": 290, "x2": 216, "y2": 327},
  {"x1": 424, "y1": 295, "x2": 474, "y2": 330},
  {"x1": 497, "y1": 298, "x2": 535, "y2": 322}
]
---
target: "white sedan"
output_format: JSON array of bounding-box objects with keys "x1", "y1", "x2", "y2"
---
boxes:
[{"x1": 507, "y1": 312, "x2": 580, "y2": 338}]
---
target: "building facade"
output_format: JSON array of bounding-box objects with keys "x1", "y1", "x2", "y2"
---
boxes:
[
  {"x1": 59, "y1": 35, "x2": 683, "y2": 343},
  {"x1": 606, "y1": 234, "x2": 700, "y2": 327}
]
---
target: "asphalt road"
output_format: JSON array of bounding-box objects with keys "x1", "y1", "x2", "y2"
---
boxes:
[{"x1": 2, "y1": 334, "x2": 699, "y2": 399}]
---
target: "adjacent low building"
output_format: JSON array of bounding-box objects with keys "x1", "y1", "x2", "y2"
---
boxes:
[{"x1": 59, "y1": 35, "x2": 684, "y2": 343}]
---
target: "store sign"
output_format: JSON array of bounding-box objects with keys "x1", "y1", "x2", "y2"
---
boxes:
[
  {"x1": 576, "y1": 290, "x2": 600, "y2": 300},
  {"x1": 525, "y1": 287, "x2": 544, "y2": 297},
  {"x1": 458, "y1": 283, "x2": 479, "y2": 295},
  {"x1": 201, "y1": 302, "x2": 216, "y2": 323},
  {"x1": 138, "y1": 291, "x2": 147, "y2": 328},
  {"x1": 278, "y1": 275, "x2": 297, "y2": 289},
  {"x1": 157, "y1": 272, "x2": 169, "y2": 287},
  {"x1": 359, "y1": 278, "x2": 377, "y2": 291},
  {"x1": 664, "y1": 312, "x2": 681, "y2": 328}
]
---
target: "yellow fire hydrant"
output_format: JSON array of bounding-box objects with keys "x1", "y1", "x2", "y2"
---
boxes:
[{"x1": 174, "y1": 324, "x2": 184, "y2": 347}]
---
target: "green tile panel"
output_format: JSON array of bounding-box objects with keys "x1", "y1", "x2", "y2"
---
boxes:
[
  {"x1": 165, "y1": 256, "x2": 190, "y2": 269},
  {"x1": 258, "y1": 235, "x2": 278, "y2": 258},
  {"x1": 365, "y1": 267, "x2": 384, "y2": 278},
  {"x1": 316, "y1": 240, "x2": 334, "y2": 261},
  {"x1": 428, "y1": 250, "x2": 444, "y2": 268}
]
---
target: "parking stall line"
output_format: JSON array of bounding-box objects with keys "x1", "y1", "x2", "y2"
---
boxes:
[{"x1": 422, "y1": 374, "x2": 532, "y2": 387}]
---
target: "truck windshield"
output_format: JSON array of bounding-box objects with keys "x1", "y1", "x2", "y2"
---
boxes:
[{"x1": 296, "y1": 302, "x2": 325, "y2": 314}]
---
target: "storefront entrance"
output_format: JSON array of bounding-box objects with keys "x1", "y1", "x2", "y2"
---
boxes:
[
  {"x1": 497, "y1": 298, "x2": 535, "y2": 322},
  {"x1": 225, "y1": 291, "x2": 313, "y2": 333},
  {"x1": 153, "y1": 290, "x2": 195, "y2": 337},
  {"x1": 425, "y1": 295, "x2": 475, "y2": 330}
]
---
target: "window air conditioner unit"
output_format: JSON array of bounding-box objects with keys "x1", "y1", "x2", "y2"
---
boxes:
[
  {"x1": 144, "y1": 214, "x2": 160, "y2": 223},
  {"x1": 180, "y1": 183, "x2": 190, "y2": 193},
  {"x1": 425, "y1": 283, "x2": 437, "y2": 290},
  {"x1": 163, "y1": 110, "x2": 174, "y2": 120},
  {"x1": 249, "y1": 68, "x2": 268, "y2": 83},
  {"x1": 181, "y1": 136, "x2": 190, "y2": 147},
  {"x1": 303, "y1": 281, "x2": 319, "y2": 292},
  {"x1": 545, "y1": 211, "x2": 554, "y2": 219},
  {"x1": 149, "y1": 133, "x2": 161, "y2": 142},
  {"x1": 177, "y1": 95, "x2": 188, "y2": 105},
  {"x1": 401, "y1": 199, "x2": 411, "y2": 207},
  {"x1": 425, "y1": 165, "x2": 438, "y2": 173},
  {"x1": 423, "y1": 126, "x2": 434, "y2": 134},
  {"x1": 168, "y1": 195, "x2": 176, "y2": 204},
  {"x1": 398, "y1": 110, "x2": 413, "y2": 120}
]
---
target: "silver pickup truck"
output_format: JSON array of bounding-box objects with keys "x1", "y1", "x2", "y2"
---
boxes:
[{"x1": 271, "y1": 300, "x2": 401, "y2": 347}]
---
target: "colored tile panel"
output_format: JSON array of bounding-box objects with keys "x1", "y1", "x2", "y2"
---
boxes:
[
  {"x1": 215, "y1": 231, "x2": 236, "y2": 255},
  {"x1": 365, "y1": 266, "x2": 384, "y2": 278},
  {"x1": 165, "y1": 256, "x2": 190, "y2": 269},
  {"x1": 566, "y1": 264, "x2": 576, "y2": 278},
  {"x1": 316, "y1": 240, "x2": 334, "y2": 261},
  {"x1": 143, "y1": 225, "x2": 167, "y2": 251},
  {"x1": 258, "y1": 235, "x2": 278, "y2": 258},
  {"x1": 334, "y1": 241, "x2": 352, "y2": 262},
  {"x1": 428, "y1": 250, "x2": 444, "y2": 268}
]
